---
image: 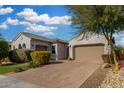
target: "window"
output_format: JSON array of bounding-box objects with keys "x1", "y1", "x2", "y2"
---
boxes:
[
  {"x1": 18, "y1": 44, "x2": 22, "y2": 49},
  {"x1": 52, "y1": 45, "x2": 56, "y2": 54},
  {"x1": 22, "y1": 43, "x2": 26, "y2": 48}
]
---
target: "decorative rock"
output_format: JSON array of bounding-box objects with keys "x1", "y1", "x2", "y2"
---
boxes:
[{"x1": 99, "y1": 68, "x2": 124, "y2": 88}]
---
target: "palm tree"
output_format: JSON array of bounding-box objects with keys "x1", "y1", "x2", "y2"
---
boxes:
[{"x1": 68, "y1": 5, "x2": 124, "y2": 72}]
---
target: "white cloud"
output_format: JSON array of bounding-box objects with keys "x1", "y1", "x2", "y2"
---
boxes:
[
  {"x1": 6, "y1": 18, "x2": 19, "y2": 25},
  {"x1": 17, "y1": 8, "x2": 37, "y2": 18},
  {"x1": 42, "y1": 32, "x2": 55, "y2": 36},
  {"x1": 19, "y1": 21, "x2": 32, "y2": 26},
  {"x1": 26, "y1": 13, "x2": 50, "y2": 23},
  {"x1": 45, "y1": 16, "x2": 72, "y2": 25},
  {"x1": 0, "y1": 7, "x2": 13, "y2": 15},
  {"x1": 0, "y1": 23, "x2": 8, "y2": 29},
  {"x1": 114, "y1": 32, "x2": 124, "y2": 47},
  {"x1": 25, "y1": 24, "x2": 57, "y2": 32},
  {"x1": 116, "y1": 37, "x2": 124, "y2": 47},
  {"x1": 17, "y1": 8, "x2": 71, "y2": 25}
]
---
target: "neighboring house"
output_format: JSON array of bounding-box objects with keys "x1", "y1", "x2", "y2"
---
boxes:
[
  {"x1": 10, "y1": 32, "x2": 68, "y2": 60},
  {"x1": 69, "y1": 33, "x2": 111, "y2": 63}
]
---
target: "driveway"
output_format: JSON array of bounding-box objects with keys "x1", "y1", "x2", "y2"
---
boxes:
[{"x1": 8, "y1": 60, "x2": 101, "y2": 88}]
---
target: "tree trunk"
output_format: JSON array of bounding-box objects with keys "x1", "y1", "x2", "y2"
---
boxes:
[
  {"x1": 108, "y1": 54, "x2": 112, "y2": 64},
  {"x1": 109, "y1": 41, "x2": 119, "y2": 72}
]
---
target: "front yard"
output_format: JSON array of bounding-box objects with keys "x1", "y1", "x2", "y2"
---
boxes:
[
  {"x1": 0, "y1": 63, "x2": 28, "y2": 74},
  {"x1": 0, "y1": 50, "x2": 51, "y2": 74}
]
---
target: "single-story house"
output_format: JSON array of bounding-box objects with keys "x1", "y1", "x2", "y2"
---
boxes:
[
  {"x1": 10, "y1": 32, "x2": 68, "y2": 60},
  {"x1": 69, "y1": 33, "x2": 111, "y2": 63},
  {"x1": 10, "y1": 32, "x2": 111, "y2": 63}
]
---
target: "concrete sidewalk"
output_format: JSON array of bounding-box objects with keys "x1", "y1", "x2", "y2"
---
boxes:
[{"x1": 0, "y1": 75, "x2": 40, "y2": 88}]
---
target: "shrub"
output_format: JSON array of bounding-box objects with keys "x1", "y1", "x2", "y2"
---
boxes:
[
  {"x1": 14, "y1": 66, "x2": 28, "y2": 72},
  {"x1": 30, "y1": 51, "x2": 50, "y2": 65},
  {"x1": 9, "y1": 49, "x2": 33, "y2": 63},
  {"x1": 24, "y1": 50, "x2": 33, "y2": 61},
  {"x1": 28, "y1": 61, "x2": 41, "y2": 68},
  {"x1": 0, "y1": 40, "x2": 9, "y2": 60}
]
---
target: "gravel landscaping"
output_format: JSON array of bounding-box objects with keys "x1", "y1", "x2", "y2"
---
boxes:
[{"x1": 99, "y1": 68, "x2": 124, "y2": 88}]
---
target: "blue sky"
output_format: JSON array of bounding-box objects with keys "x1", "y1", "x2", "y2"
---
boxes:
[
  {"x1": 0, "y1": 5, "x2": 124, "y2": 47},
  {"x1": 0, "y1": 5, "x2": 76, "y2": 41}
]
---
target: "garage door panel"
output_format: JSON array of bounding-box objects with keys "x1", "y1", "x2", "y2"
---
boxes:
[{"x1": 74, "y1": 45, "x2": 104, "y2": 63}]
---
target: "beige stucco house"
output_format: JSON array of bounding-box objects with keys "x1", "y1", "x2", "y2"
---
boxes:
[
  {"x1": 10, "y1": 32, "x2": 68, "y2": 60},
  {"x1": 69, "y1": 33, "x2": 110, "y2": 63},
  {"x1": 10, "y1": 32, "x2": 111, "y2": 62}
]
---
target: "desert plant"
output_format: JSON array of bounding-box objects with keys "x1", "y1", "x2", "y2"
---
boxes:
[{"x1": 30, "y1": 51, "x2": 50, "y2": 65}]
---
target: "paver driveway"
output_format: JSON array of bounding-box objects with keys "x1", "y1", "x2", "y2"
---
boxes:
[{"x1": 8, "y1": 60, "x2": 101, "y2": 88}]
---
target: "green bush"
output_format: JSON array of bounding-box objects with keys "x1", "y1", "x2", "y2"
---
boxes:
[
  {"x1": 28, "y1": 61, "x2": 41, "y2": 68},
  {"x1": 30, "y1": 51, "x2": 50, "y2": 65},
  {"x1": 14, "y1": 66, "x2": 28, "y2": 72},
  {"x1": 24, "y1": 50, "x2": 33, "y2": 61},
  {"x1": 9, "y1": 49, "x2": 33, "y2": 63},
  {"x1": 0, "y1": 40, "x2": 9, "y2": 60}
]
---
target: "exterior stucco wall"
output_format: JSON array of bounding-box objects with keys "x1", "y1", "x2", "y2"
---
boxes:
[
  {"x1": 57, "y1": 43, "x2": 68, "y2": 60},
  {"x1": 69, "y1": 34, "x2": 110, "y2": 59},
  {"x1": 51, "y1": 43, "x2": 68, "y2": 60},
  {"x1": 11, "y1": 34, "x2": 31, "y2": 50}
]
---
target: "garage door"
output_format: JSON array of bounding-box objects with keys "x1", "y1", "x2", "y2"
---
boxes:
[{"x1": 74, "y1": 44, "x2": 104, "y2": 63}]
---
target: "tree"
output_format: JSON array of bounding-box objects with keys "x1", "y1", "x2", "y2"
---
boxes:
[
  {"x1": 68, "y1": 5, "x2": 124, "y2": 72},
  {"x1": 0, "y1": 36, "x2": 9, "y2": 60}
]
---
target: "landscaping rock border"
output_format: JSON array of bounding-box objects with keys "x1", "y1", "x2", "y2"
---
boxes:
[{"x1": 99, "y1": 68, "x2": 124, "y2": 88}]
